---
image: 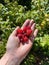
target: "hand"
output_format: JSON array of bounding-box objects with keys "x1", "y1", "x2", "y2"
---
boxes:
[{"x1": 6, "y1": 19, "x2": 38, "y2": 64}]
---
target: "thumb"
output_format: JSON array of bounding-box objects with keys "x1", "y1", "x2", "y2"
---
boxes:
[{"x1": 11, "y1": 26, "x2": 20, "y2": 36}]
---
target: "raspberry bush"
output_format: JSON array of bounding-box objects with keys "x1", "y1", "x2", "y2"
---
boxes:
[{"x1": 0, "y1": 0, "x2": 49, "y2": 65}]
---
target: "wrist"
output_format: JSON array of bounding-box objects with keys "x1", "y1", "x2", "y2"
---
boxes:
[
  {"x1": 0, "y1": 52, "x2": 20, "y2": 65},
  {"x1": 6, "y1": 51, "x2": 20, "y2": 65}
]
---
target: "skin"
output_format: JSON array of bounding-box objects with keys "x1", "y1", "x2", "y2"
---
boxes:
[{"x1": 0, "y1": 19, "x2": 38, "y2": 65}]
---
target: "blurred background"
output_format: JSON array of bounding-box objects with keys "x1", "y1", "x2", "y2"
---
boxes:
[{"x1": 0, "y1": 0, "x2": 49, "y2": 65}]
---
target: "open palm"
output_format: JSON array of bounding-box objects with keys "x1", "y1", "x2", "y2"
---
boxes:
[{"x1": 6, "y1": 19, "x2": 38, "y2": 64}]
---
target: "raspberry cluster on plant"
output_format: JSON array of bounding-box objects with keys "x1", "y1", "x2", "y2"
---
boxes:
[{"x1": 16, "y1": 26, "x2": 32, "y2": 43}]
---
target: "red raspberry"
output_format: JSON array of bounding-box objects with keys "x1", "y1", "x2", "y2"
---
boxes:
[
  {"x1": 23, "y1": 36, "x2": 28, "y2": 42},
  {"x1": 23, "y1": 27, "x2": 27, "y2": 32},
  {"x1": 26, "y1": 29, "x2": 32, "y2": 36},
  {"x1": 23, "y1": 26, "x2": 31, "y2": 32},
  {"x1": 17, "y1": 34, "x2": 23, "y2": 39},
  {"x1": 18, "y1": 34, "x2": 24, "y2": 42},
  {"x1": 17, "y1": 29, "x2": 23, "y2": 34},
  {"x1": 27, "y1": 26, "x2": 31, "y2": 29},
  {"x1": 17, "y1": 26, "x2": 32, "y2": 43}
]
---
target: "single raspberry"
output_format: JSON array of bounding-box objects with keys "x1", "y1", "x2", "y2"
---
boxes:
[
  {"x1": 18, "y1": 34, "x2": 24, "y2": 42},
  {"x1": 23, "y1": 26, "x2": 31, "y2": 32},
  {"x1": 17, "y1": 29, "x2": 23, "y2": 34},
  {"x1": 23, "y1": 36, "x2": 28, "y2": 42},
  {"x1": 26, "y1": 29, "x2": 32, "y2": 36},
  {"x1": 23, "y1": 27, "x2": 27, "y2": 32},
  {"x1": 17, "y1": 34, "x2": 23, "y2": 39},
  {"x1": 27, "y1": 26, "x2": 31, "y2": 29}
]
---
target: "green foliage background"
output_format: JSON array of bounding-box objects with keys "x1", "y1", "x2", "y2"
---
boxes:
[{"x1": 0, "y1": 0, "x2": 49, "y2": 65}]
